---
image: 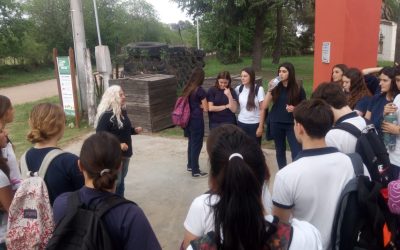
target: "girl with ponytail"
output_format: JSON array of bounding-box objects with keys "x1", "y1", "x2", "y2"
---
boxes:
[
  {"x1": 52, "y1": 132, "x2": 161, "y2": 250},
  {"x1": 182, "y1": 124, "x2": 322, "y2": 250}
]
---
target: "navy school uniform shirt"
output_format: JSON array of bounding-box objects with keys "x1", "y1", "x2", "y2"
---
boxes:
[
  {"x1": 25, "y1": 147, "x2": 84, "y2": 205},
  {"x1": 189, "y1": 87, "x2": 207, "y2": 120},
  {"x1": 207, "y1": 86, "x2": 238, "y2": 124},
  {"x1": 269, "y1": 85, "x2": 306, "y2": 124},
  {"x1": 354, "y1": 96, "x2": 372, "y2": 115},
  {"x1": 96, "y1": 109, "x2": 137, "y2": 158},
  {"x1": 367, "y1": 93, "x2": 389, "y2": 135},
  {"x1": 53, "y1": 186, "x2": 162, "y2": 250}
]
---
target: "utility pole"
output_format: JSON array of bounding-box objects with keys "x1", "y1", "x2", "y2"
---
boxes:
[
  {"x1": 70, "y1": 0, "x2": 88, "y2": 112},
  {"x1": 196, "y1": 18, "x2": 200, "y2": 49}
]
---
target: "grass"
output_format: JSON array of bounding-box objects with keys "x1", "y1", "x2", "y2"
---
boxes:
[
  {"x1": 0, "y1": 65, "x2": 54, "y2": 88},
  {"x1": 7, "y1": 96, "x2": 92, "y2": 158}
]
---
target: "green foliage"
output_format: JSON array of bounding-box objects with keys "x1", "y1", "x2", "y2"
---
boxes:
[{"x1": 0, "y1": 65, "x2": 54, "y2": 88}]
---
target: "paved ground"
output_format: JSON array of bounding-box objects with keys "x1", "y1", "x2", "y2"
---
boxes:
[
  {"x1": 0, "y1": 79, "x2": 58, "y2": 105},
  {"x1": 2, "y1": 79, "x2": 283, "y2": 249},
  {"x1": 64, "y1": 133, "x2": 281, "y2": 250}
]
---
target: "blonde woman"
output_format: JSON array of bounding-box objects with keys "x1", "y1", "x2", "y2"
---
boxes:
[
  {"x1": 95, "y1": 85, "x2": 142, "y2": 197},
  {"x1": 24, "y1": 103, "x2": 84, "y2": 205}
]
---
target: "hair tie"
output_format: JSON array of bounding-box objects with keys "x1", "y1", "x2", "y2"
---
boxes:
[
  {"x1": 100, "y1": 169, "x2": 111, "y2": 176},
  {"x1": 229, "y1": 153, "x2": 243, "y2": 161}
]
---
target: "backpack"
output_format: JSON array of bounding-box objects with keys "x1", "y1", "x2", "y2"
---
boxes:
[
  {"x1": 172, "y1": 96, "x2": 190, "y2": 128},
  {"x1": 331, "y1": 153, "x2": 398, "y2": 250},
  {"x1": 46, "y1": 191, "x2": 134, "y2": 250},
  {"x1": 6, "y1": 149, "x2": 65, "y2": 250},
  {"x1": 333, "y1": 122, "x2": 395, "y2": 187}
]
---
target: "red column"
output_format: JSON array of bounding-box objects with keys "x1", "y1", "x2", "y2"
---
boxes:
[{"x1": 313, "y1": 0, "x2": 382, "y2": 88}]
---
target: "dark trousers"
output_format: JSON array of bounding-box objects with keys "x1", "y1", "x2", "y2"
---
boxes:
[
  {"x1": 237, "y1": 121, "x2": 261, "y2": 145},
  {"x1": 185, "y1": 118, "x2": 204, "y2": 174},
  {"x1": 270, "y1": 122, "x2": 301, "y2": 169}
]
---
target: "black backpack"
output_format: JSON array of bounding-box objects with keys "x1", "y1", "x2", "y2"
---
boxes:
[
  {"x1": 331, "y1": 153, "x2": 398, "y2": 250},
  {"x1": 46, "y1": 191, "x2": 134, "y2": 250},
  {"x1": 333, "y1": 122, "x2": 395, "y2": 187}
]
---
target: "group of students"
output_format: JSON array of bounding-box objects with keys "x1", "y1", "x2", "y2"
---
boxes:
[
  {"x1": 0, "y1": 92, "x2": 161, "y2": 249},
  {"x1": 182, "y1": 62, "x2": 307, "y2": 177}
]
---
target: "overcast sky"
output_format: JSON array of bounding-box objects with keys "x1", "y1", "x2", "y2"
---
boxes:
[{"x1": 145, "y1": 0, "x2": 191, "y2": 24}]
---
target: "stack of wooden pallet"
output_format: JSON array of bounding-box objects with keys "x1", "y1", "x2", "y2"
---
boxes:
[{"x1": 109, "y1": 74, "x2": 177, "y2": 132}]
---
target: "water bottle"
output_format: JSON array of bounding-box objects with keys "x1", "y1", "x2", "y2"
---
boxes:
[
  {"x1": 384, "y1": 112, "x2": 397, "y2": 151},
  {"x1": 269, "y1": 76, "x2": 281, "y2": 91}
]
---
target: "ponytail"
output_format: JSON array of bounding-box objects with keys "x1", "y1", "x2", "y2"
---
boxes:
[{"x1": 93, "y1": 168, "x2": 119, "y2": 191}]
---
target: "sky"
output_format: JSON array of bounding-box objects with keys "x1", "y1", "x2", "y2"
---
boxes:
[{"x1": 145, "y1": 0, "x2": 191, "y2": 24}]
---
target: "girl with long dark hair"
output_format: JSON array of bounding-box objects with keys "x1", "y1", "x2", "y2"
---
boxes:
[
  {"x1": 235, "y1": 67, "x2": 265, "y2": 145},
  {"x1": 342, "y1": 67, "x2": 372, "y2": 116},
  {"x1": 182, "y1": 67, "x2": 209, "y2": 178},
  {"x1": 182, "y1": 125, "x2": 322, "y2": 250},
  {"x1": 261, "y1": 62, "x2": 306, "y2": 168}
]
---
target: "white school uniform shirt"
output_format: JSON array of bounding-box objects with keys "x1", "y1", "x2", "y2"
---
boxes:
[
  {"x1": 388, "y1": 95, "x2": 400, "y2": 167},
  {"x1": 235, "y1": 84, "x2": 265, "y2": 124}
]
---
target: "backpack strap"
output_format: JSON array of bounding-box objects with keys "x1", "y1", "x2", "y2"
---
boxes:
[
  {"x1": 95, "y1": 195, "x2": 136, "y2": 218},
  {"x1": 347, "y1": 153, "x2": 364, "y2": 177},
  {"x1": 334, "y1": 122, "x2": 362, "y2": 138},
  {"x1": 238, "y1": 84, "x2": 260, "y2": 95},
  {"x1": 20, "y1": 149, "x2": 65, "y2": 178}
]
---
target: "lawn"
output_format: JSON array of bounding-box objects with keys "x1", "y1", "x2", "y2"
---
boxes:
[
  {"x1": 7, "y1": 96, "x2": 92, "y2": 157},
  {"x1": 0, "y1": 65, "x2": 54, "y2": 88}
]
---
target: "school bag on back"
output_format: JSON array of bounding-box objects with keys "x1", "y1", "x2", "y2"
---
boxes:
[
  {"x1": 172, "y1": 96, "x2": 190, "y2": 128},
  {"x1": 333, "y1": 123, "x2": 394, "y2": 187},
  {"x1": 46, "y1": 191, "x2": 134, "y2": 250},
  {"x1": 331, "y1": 153, "x2": 398, "y2": 250},
  {"x1": 6, "y1": 149, "x2": 65, "y2": 250}
]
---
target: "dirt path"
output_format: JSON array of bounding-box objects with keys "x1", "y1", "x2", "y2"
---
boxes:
[{"x1": 0, "y1": 79, "x2": 58, "y2": 104}]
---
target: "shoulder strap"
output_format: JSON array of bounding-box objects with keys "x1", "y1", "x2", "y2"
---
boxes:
[
  {"x1": 96, "y1": 195, "x2": 135, "y2": 218},
  {"x1": 334, "y1": 122, "x2": 362, "y2": 138},
  {"x1": 38, "y1": 149, "x2": 65, "y2": 177},
  {"x1": 255, "y1": 84, "x2": 260, "y2": 95},
  {"x1": 347, "y1": 153, "x2": 364, "y2": 176},
  {"x1": 20, "y1": 151, "x2": 29, "y2": 178},
  {"x1": 239, "y1": 84, "x2": 244, "y2": 94}
]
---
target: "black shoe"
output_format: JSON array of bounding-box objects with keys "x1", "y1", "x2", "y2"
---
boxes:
[
  {"x1": 192, "y1": 171, "x2": 208, "y2": 178},
  {"x1": 187, "y1": 167, "x2": 192, "y2": 172}
]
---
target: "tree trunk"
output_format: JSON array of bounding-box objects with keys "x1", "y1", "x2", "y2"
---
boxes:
[
  {"x1": 272, "y1": 5, "x2": 283, "y2": 64},
  {"x1": 395, "y1": 15, "x2": 400, "y2": 64},
  {"x1": 252, "y1": 10, "x2": 267, "y2": 71}
]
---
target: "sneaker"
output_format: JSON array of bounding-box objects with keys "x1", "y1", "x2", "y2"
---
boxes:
[
  {"x1": 192, "y1": 171, "x2": 208, "y2": 178},
  {"x1": 187, "y1": 167, "x2": 192, "y2": 172}
]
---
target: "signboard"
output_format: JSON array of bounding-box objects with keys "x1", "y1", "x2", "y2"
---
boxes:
[
  {"x1": 322, "y1": 42, "x2": 331, "y2": 63},
  {"x1": 56, "y1": 57, "x2": 76, "y2": 116}
]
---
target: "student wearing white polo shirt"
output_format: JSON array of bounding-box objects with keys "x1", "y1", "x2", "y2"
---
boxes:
[
  {"x1": 311, "y1": 82, "x2": 368, "y2": 153},
  {"x1": 272, "y1": 99, "x2": 357, "y2": 250}
]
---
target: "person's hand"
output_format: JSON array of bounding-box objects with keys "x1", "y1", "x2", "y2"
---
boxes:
[
  {"x1": 382, "y1": 121, "x2": 399, "y2": 134},
  {"x1": 223, "y1": 88, "x2": 232, "y2": 98},
  {"x1": 256, "y1": 126, "x2": 263, "y2": 137},
  {"x1": 384, "y1": 103, "x2": 397, "y2": 116},
  {"x1": 120, "y1": 143, "x2": 129, "y2": 151},
  {"x1": 286, "y1": 105, "x2": 295, "y2": 113},
  {"x1": 135, "y1": 127, "x2": 143, "y2": 134}
]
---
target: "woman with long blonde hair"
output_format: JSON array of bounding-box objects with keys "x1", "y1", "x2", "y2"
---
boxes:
[{"x1": 95, "y1": 85, "x2": 142, "y2": 197}]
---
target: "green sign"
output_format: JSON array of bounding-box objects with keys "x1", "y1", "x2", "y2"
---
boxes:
[{"x1": 57, "y1": 57, "x2": 71, "y2": 75}]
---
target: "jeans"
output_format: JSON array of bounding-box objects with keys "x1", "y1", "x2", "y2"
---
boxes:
[
  {"x1": 237, "y1": 121, "x2": 261, "y2": 145},
  {"x1": 186, "y1": 118, "x2": 204, "y2": 174},
  {"x1": 116, "y1": 157, "x2": 130, "y2": 197},
  {"x1": 270, "y1": 122, "x2": 301, "y2": 169}
]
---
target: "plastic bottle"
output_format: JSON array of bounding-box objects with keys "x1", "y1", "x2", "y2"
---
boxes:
[
  {"x1": 269, "y1": 76, "x2": 281, "y2": 91},
  {"x1": 384, "y1": 112, "x2": 397, "y2": 151}
]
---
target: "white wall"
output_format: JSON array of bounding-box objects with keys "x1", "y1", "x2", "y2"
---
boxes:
[{"x1": 378, "y1": 20, "x2": 397, "y2": 61}]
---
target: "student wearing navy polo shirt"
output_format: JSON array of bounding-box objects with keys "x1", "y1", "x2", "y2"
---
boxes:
[
  {"x1": 342, "y1": 68, "x2": 372, "y2": 117},
  {"x1": 260, "y1": 62, "x2": 306, "y2": 168},
  {"x1": 53, "y1": 132, "x2": 161, "y2": 250},
  {"x1": 207, "y1": 71, "x2": 238, "y2": 129},
  {"x1": 183, "y1": 68, "x2": 209, "y2": 178},
  {"x1": 365, "y1": 67, "x2": 399, "y2": 136}
]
